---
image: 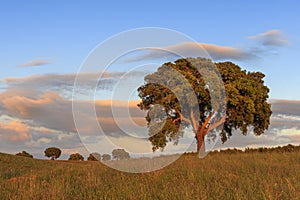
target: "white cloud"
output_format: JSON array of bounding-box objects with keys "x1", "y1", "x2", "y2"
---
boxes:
[{"x1": 272, "y1": 114, "x2": 300, "y2": 122}]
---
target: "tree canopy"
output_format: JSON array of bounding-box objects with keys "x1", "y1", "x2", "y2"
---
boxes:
[
  {"x1": 112, "y1": 149, "x2": 130, "y2": 160},
  {"x1": 137, "y1": 57, "x2": 272, "y2": 154},
  {"x1": 69, "y1": 153, "x2": 84, "y2": 161},
  {"x1": 16, "y1": 150, "x2": 33, "y2": 158},
  {"x1": 102, "y1": 154, "x2": 111, "y2": 161},
  {"x1": 87, "y1": 152, "x2": 101, "y2": 161},
  {"x1": 44, "y1": 147, "x2": 61, "y2": 160}
]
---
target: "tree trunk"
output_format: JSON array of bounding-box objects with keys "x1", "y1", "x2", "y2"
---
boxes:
[{"x1": 196, "y1": 129, "x2": 207, "y2": 158}]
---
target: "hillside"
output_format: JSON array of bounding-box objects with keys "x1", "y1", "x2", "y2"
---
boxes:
[{"x1": 0, "y1": 151, "x2": 299, "y2": 199}]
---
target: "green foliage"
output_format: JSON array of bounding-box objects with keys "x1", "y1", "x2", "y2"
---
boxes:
[
  {"x1": 102, "y1": 154, "x2": 111, "y2": 161},
  {"x1": 44, "y1": 147, "x2": 61, "y2": 160},
  {"x1": 87, "y1": 152, "x2": 101, "y2": 161},
  {"x1": 216, "y1": 62, "x2": 272, "y2": 139},
  {"x1": 68, "y1": 153, "x2": 84, "y2": 161},
  {"x1": 15, "y1": 151, "x2": 33, "y2": 158},
  {"x1": 138, "y1": 57, "x2": 272, "y2": 151},
  {"x1": 0, "y1": 147, "x2": 299, "y2": 199},
  {"x1": 112, "y1": 149, "x2": 130, "y2": 160}
]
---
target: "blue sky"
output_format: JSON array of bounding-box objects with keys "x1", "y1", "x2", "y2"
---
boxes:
[
  {"x1": 0, "y1": 1, "x2": 300, "y2": 158},
  {"x1": 1, "y1": 0, "x2": 299, "y2": 99}
]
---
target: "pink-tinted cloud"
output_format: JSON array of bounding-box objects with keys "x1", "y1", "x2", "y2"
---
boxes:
[
  {"x1": 170, "y1": 42, "x2": 254, "y2": 60},
  {"x1": 124, "y1": 42, "x2": 255, "y2": 62},
  {"x1": 248, "y1": 29, "x2": 288, "y2": 46},
  {"x1": 0, "y1": 120, "x2": 31, "y2": 141},
  {"x1": 0, "y1": 87, "x2": 299, "y2": 157},
  {"x1": 0, "y1": 90, "x2": 146, "y2": 136}
]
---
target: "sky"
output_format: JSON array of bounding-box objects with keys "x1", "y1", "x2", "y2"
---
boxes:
[{"x1": 0, "y1": 1, "x2": 300, "y2": 159}]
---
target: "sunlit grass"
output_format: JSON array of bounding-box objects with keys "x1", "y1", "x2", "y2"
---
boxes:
[{"x1": 0, "y1": 150, "x2": 299, "y2": 199}]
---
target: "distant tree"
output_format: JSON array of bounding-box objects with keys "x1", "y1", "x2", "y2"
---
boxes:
[
  {"x1": 137, "y1": 58, "x2": 272, "y2": 154},
  {"x1": 68, "y1": 153, "x2": 84, "y2": 161},
  {"x1": 44, "y1": 147, "x2": 61, "y2": 160},
  {"x1": 87, "y1": 152, "x2": 101, "y2": 161},
  {"x1": 16, "y1": 150, "x2": 33, "y2": 158},
  {"x1": 112, "y1": 149, "x2": 130, "y2": 160},
  {"x1": 283, "y1": 144, "x2": 295, "y2": 152},
  {"x1": 219, "y1": 148, "x2": 243, "y2": 154},
  {"x1": 102, "y1": 154, "x2": 111, "y2": 161}
]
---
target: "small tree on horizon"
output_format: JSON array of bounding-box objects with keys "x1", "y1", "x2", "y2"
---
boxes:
[
  {"x1": 102, "y1": 154, "x2": 111, "y2": 161},
  {"x1": 44, "y1": 147, "x2": 61, "y2": 160},
  {"x1": 68, "y1": 153, "x2": 84, "y2": 161},
  {"x1": 112, "y1": 149, "x2": 130, "y2": 160},
  {"x1": 16, "y1": 150, "x2": 33, "y2": 158},
  {"x1": 87, "y1": 152, "x2": 101, "y2": 161}
]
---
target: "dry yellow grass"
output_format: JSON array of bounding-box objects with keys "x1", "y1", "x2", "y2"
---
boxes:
[{"x1": 0, "y1": 150, "x2": 299, "y2": 199}]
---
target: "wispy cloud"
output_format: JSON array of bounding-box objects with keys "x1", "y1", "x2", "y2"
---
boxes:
[
  {"x1": 271, "y1": 99, "x2": 300, "y2": 116},
  {"x1": 199, "y1": 43, "x2": 255, "y2": 60},
  {"x1": 3, "y1": 71, "x2": 148, "y2": 98},
  {"x1": 248, "y1": 29, "x2": 288, "y2": 47},
  {"x1": 123, "y1": 29, "x2": 288, "y2": 63},
  {"x1": 123, "y1": 42, "x2": 256, "y2": 63},
  {"x1": 18, "y1": 59, "x2": 53, "y2": 67},
  {"x1": 3, "y1": 73, "x2": 114, "y2": 94}
]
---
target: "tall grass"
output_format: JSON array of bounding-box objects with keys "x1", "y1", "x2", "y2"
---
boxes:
[{"x1": 0, "y1": 151, "x2": 299, "y2": 199}]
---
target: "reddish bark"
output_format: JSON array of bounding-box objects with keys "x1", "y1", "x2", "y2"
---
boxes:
[
  {"x1": 196, "y1": 128, "x2": 207, "y2": 154},
  {"x1": 174, "y1": 110, "x2": 226, "y2": 154}
]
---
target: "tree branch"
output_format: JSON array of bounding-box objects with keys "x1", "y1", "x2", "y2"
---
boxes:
[
  {"x1": 190, "y1": 109, "x2": 199, "y2": 133},
  {"x1": 199, "y1": 113, "x2": 214, "y2": 134},
  {"x1": 173, "y1": 117, "x2": 181, "y2": 123},
  {"x1": 173, "y1": 110, "x2": 192, "y2": 124},
  {"x1": 207, "y1": 114, "x2": 226, "y2": 133}
]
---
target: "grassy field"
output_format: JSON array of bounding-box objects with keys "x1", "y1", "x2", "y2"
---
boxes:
[{"x1": 0, "y1": 151, "x2": 299, "y2": 200}]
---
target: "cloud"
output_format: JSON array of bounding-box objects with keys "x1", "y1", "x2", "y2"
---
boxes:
[
  {"x1": 0, "y1": 89, "x2": 149, "y2": 157},
  {"x1": 0, "y1": 90, "x2": 75, "y2": 132},
  {"x1": 181, "y1": 42, "x2": 254, "y2": 60},
  {"x1": 0, "y1": 90, "x2": 146, "y2": 136},
  {"x1": 214, "y1": 129, "x2": 297, "y2": 150},
  {"x1": 106, "y1": 136, "x2": 152, "y2": 153},
  {"x1": 248, "y1": 29, "x2": 288, "y2": 46},
  {"x1": 124, "y1": 42, "x2": 256, "y2": 63},
  {"x1": 268, "y1": 99, "x2": 300, "y2": 130},
  {"x1": 123, "y1": 30, "x2": 288, "y2": 63},
  {"x1": 271, "y1": 99, "x2": 300, "y2": 116},
  {"x1": 0, "y1": 87, "x2": 299, "y2": 157},
  {"x1": 18, "y1": 59, "x2": 53, "y2": 67},
  {"x1": 3, "y1": 72, "x2": 115, "y2": 91},
  {"x1": 212, "y1": 99, "x2": 300, "y2": 149},
  {"x1": 60, "y1": 147, "x2": 88, "y2": 157},
  {"x1": 0, "y1": 120, "x2": 31, "y2": 141},
  {"x1": 2, "y1": 71, "x2": 149, "y2": 98}
]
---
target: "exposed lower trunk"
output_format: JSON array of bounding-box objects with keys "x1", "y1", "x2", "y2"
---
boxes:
[
  {"x1": 175, "y1": 109, "x2": 225, "y2": 157},
  {"x1": 196, "y1": 129, "x2": 207, "y2": 158}
]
